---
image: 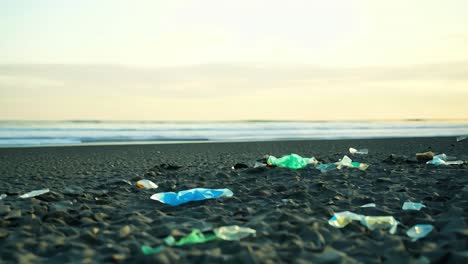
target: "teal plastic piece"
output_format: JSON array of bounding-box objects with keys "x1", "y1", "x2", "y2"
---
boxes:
[
  {"x1": 402, "y1": 202, "x2": 426, "y2": 211},
  {"x1": 406, "y1": 224, "x2": 434, "y2": 241},
  {"x1": 141, "y1": 245, "x2": 165, "y2": 255},
  {"x1": 316, "y1": 163, "x2": 337, "y2": 173},
  {"x1": 267, "y1": 154, "x2": 317, "y2": 169}
]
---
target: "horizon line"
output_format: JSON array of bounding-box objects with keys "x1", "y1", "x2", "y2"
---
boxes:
[{"x1": 1, "y1": 118, "x2": 468, "y2": 123}]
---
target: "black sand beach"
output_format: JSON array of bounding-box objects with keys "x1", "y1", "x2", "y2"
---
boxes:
[{"x1": 0, "y1": 137, "x2": 467, "y2": 263}]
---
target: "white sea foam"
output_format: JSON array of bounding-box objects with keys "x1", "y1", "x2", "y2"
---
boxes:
[{"x1": 1, "y1": 120, "x2": 468, "y2": 147}]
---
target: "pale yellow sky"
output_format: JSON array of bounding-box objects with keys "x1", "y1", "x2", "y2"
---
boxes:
[{"x1": 1, "y1": 0, "x2": 467, "y2": 121}]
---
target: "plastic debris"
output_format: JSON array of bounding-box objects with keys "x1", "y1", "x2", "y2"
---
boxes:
[
  {"x1": 426, "y1": 154, "x2": 464, "y2": 166},
  {"x1": 406, "y1": 224, "x2": 434, "y2": 241},
  {"x1": 267, "y1": 154, "x2": 318, "y2": 169},
  {"x1": 141, "y1": 225, "x2": 256, "y2": 255},
  {"x1": 456, "y1": 136, "x2": 467, "y2": 142},
  {"x1": 136, "y1": 179, "x2": 158, "y2": 189},
  {"x1": 316, "y1": 163, "x2": 337, "y2": 173},
  {"x1": 213, "y1": 225, "x2": 256, "y2": 241},
  {"x1": 329, "y1": 212, "x2": 399, "y2": 234},
  {"x1": 165, "y1": 229, "x2": 217, "y2": 246},
  {"x1": 0, "y1": 194, "x2": 6, "y2": 200},
  {"x1": 254, "y1": 161, "x2": 267, "y2": 168},
  {"x1": 19, "y1": 189, "x2": 50, "y2": 199},
  {"x1": 416, "y1": 151, "x2": 435, "y2": 162},
  {"x1": 402, "y1": 202, "x2": 426, "y2": 211},
  {"x1": 360, "y1": 216, "x2": 399, "y2": 234},
  {"x1": 360, "y1": 203, "x2": 376, "y2": 208},
  {"x1": 328, "y1": 211, "x2": 363, "y2": 228},
  {"x1": 150, "y1": 188, "x2": 233, "y2": 206},
  {"x1": 141, "y1": 245, "x2": 165, "y2": 255},
  {"x1": 349, "y1": 147, "x2": 369, "y2": 155},
  {"x1": 337, "y1": 156, "x2": 369, "y2": 171}
]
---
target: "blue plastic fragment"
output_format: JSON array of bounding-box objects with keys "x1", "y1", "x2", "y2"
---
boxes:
[{"x1": 150, "y1": 188, "x2": 234, "y2": 206}]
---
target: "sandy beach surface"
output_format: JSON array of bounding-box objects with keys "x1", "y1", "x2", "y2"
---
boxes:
[{"x1": 0, "y1": 137, "x2": 467, "y2": 263}]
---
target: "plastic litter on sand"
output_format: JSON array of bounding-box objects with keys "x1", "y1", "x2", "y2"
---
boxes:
[
  {"x1": 407, "y1": 224, "x2": 434, "y2": 241},
  {"x1": 267, "y1": 154, "x2": 318, "y2": 169},
  {"x1": 150, "y1": 188, "x2": 233, "y2": 206},
  {"x1": 328, "y1": 211, "x2": 363, "y2": 228},
  {"x1": 213, "y1": 225, "x2": 256, "y2": 241},
  {"x1": 329, "y1": 212, "x2": 399, "y2": 234},
  {"x1": 402, "y1": 202, "x2": 426, "y2": 211},
  {"x1": 349, "y1": 147, "x2": 369, "y2": 155},
  {"x1": 19, "y1": 189, "x2": 50, "y2": 199},
  {"x1": 426, "y1": 154, "x2": 464, "y2": 166},
  {"x1": 141, "y1": 225, "x2": 256, "y2": 255},
  {"x1": 360, "y1": 203, "x2": 376, "y2": 208},
  {"x1": 136, "y1": 179, "x2": 158, "y2": 189},
  {"x1": 360, "y1": 216, "x2": 399, "y2": 234}
]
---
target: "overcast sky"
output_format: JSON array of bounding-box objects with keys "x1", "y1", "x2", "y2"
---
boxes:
[{"x1": 1, "y1": 0, "x2": 467, "y2": 121}]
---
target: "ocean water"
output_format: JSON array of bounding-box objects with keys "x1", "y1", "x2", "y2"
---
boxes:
[{"x1": 1, "y1": 120, "x2": 468, "y2": 147}]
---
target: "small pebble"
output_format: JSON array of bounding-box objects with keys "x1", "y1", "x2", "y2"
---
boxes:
[{"x1": 119, "y1": 225, "x2": 131, "y2": 238}]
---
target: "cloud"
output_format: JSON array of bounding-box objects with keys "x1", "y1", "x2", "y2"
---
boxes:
[{"x1": 1, "y1": 62, "x2": 468, "y2": 99}]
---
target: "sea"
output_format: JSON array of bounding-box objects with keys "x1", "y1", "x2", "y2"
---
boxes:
[{"x1": 1, "y1": 120, "x2": 468, "y2": 147}]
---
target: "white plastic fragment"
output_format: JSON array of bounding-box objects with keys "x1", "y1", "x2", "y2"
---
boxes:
[
  {"x1": 360, "y1": 203, "x2": 376, "y2": 208},
  {"x1": 213, "y1": 225, "x2": 256, "y2": 241},
  {"x1": 19, "y1": 189, "x2": 50, "y2": 199},
  {"x1": 136, "y1": 179, "x2": 159, "y2": 189},
  {"x1": 0, "y1": 194, "x2": 7, "y2": 200},
  {"x1": 328, "y1": 211, "x2": 363, "y2": 228},
  {"x1": 349, "y1": 147, "x2": 369, "y2": 155},
  {"x1": 360, "y1": 216, "x2": 399, "y2": 234},
  {"x1": 426, "y1": 154, "x2": 464, "y2": 166},
  {"x1": 254, "y1": 162, "x2": 267, "y2": 168}
]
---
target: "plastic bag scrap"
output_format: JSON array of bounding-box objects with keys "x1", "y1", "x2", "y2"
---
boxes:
[
  {"x1": 328, "y1": 211, "x2": 399, "y2": 234},
  {"x1": 336, "y1": 156, "x2": 369, "y2": 171},
  {"x1": 426, "y1": 154, "x2": 464, "y2": 166},
  {"x1": 316, "y1": 156, "x2": 369, "y2": 173},
  {"x1": 141, "y1": 225, "x2": 256, "y2": 255},
  {"x1": 150, "y1": 188, "x2": 233, "y2": 206},
  {"x1": 360, "y1": 203, "x2": 376, "y2": 208},
  {"x1": 402, "y1": 202, "x2": 426, "y2": 211},
  {"x1": 349, "y1": 147, "x2": 369, "y2": 155},
  {"x1": 19, "y1": 189, "x2": 50, "y2": 199},
  {"x1": 267, "y1": 153, "x2": 318, "y2": 169},
  {"x1": 136, "y1": 179, "x2": 159, "y2": 189},
  {"x1": 406, "y1": 224, "x2": 434, "y2": 241}
]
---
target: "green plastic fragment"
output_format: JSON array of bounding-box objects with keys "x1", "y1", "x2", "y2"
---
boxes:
[
  {"x1": 166, "y1": 229, "x2": 217, "y2": 247},
  {"x1": 140, "y1": 226, "x2": 256, "y2": 255},
  {"x1": 267, "y1": 154, "x2": 317, "y2": 169},
  {"x1": 141, "y1": 245, "x2": 165, "y2": 255}
]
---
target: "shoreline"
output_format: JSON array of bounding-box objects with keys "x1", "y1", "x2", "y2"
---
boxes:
[{"x1": 0, "y1": 135, "x2": 465, "y2": 149}]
